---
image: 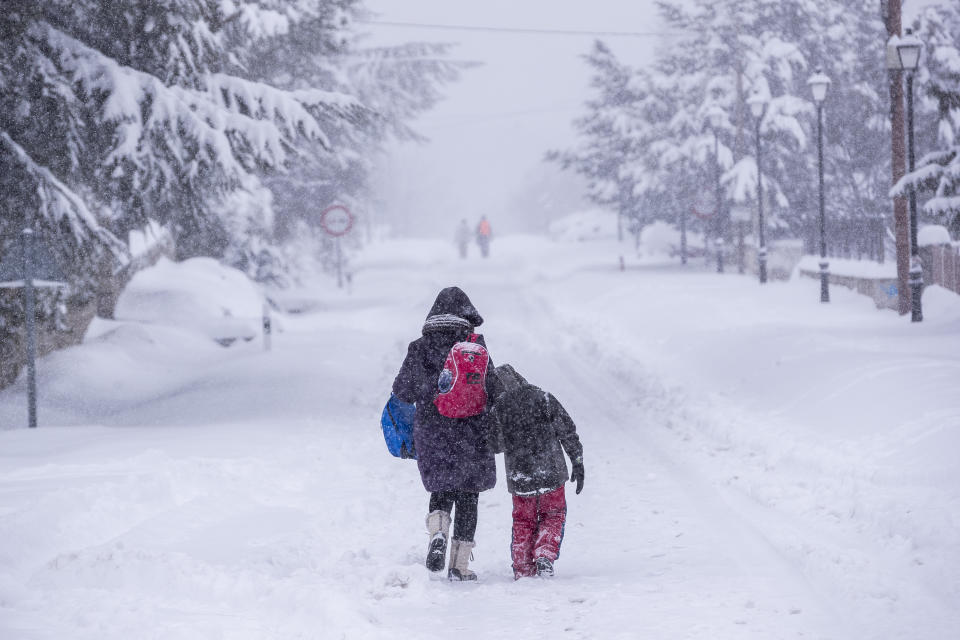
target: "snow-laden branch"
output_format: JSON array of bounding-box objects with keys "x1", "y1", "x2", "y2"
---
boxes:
[
  {"x1": 41, "y1": 21, "x2": 365, "y2": 180},
  {"x1": 343, "y1": 42, "x2": 470, "y2": 143},
  {"x1": 762, "y1": 94, "x2": 811, "y2": 149},
  {"x1": 722, "y1": 155, "x2": 787, "y2": 209},
  {"x1": 0, "y1": 132, "x2": 125, "y2": 254},
  {"x1": 894, "y1": 148, "x2": 960, "y2": 217}
]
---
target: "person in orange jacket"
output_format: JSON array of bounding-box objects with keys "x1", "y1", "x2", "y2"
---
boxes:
[{"x1": 476, "y1": 216, "x2": 492, "y2": 258}]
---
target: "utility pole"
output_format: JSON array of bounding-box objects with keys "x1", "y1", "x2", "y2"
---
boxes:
[{"x1": 884, "y1": 0, "x2": 910, "y2": 315}]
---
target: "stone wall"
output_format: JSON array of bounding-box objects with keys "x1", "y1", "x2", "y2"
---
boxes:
[{"x1": 796, "y1": 260, "x2": 899, "y2": 310}]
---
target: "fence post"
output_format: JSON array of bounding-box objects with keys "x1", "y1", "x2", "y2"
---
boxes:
[
  {"x1": 262, "y1": 302, "x2": 271, "y2": 352},
  {"x1": 936, "y1": 246, "x2": 944, "y2": 289},
  {"x1": 949, "y1": 246, "x2": 958, "y2": 293},
  {"x1": 22, "y1": 229, "x2": 38, "y2": 428}
]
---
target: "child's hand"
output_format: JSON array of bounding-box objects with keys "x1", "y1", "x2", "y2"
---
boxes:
[{"x1": 570, "y1": 457, "x2": 584, "y2": 494}]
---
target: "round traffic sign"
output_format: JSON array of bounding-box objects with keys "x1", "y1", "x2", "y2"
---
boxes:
[{"x1": 320, "y1": 204, "x2": 354, "y2": 237}]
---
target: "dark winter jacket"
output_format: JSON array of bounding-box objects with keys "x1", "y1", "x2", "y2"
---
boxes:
[
  {"x1": 392, "y1": 287, "x2": 499, "y2": 493},
  {"x1": 491, "y1": 365, "x2": 583, "y2": 495}
]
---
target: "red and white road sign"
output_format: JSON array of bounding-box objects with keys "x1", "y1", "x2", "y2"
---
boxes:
[{"x1": 320, "y1": 204, "x2": 354, "y2": 237}]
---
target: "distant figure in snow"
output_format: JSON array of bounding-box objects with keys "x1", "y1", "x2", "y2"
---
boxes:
[
  {"x1": 392, "y1": 287, "x2": 501, "y2": 581},
  {"x1": 455, "y1": 219, "x2": 471, "y2": 259},
  {"x1": 490, "y1": 364, "x2": 584, "y2": 579},
  {"x1": 476, "y1": 216, "x2": 492, "y2": 258}
]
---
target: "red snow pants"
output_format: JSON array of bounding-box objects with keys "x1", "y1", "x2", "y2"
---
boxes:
[{"x1": 511, "y1": 485, "x2": 566, "y2": 579}]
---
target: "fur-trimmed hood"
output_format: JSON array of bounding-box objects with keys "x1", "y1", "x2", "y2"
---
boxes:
[{"x1": 422, "y1": 287, "x2": 483, "y2": 334}]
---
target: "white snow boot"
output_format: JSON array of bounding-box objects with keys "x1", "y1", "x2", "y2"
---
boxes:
[
  {"x1": 425, "y1": 510, "x2": 451, "y2": 572},
  {"x1": 447, "y1": 539, "x2": 477, "y2": 582}
]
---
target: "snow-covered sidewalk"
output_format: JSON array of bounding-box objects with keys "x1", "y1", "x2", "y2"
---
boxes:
[{"x1": 0, "y1": 235, "x2": 957, "y2": 639}]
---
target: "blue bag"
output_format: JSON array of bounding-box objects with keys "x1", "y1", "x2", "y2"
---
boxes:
[{"x1": 381, "y1": 394, "x2": 417, "y2": 459}]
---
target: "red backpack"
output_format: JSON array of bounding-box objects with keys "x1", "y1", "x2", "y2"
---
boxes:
[{"x1": 434, "y1": 334, "x2": 489, "y2": 418}]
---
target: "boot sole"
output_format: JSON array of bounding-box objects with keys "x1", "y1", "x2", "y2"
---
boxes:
[{"x1": 448, "y1": 569, "x2": 478, "y2": 582}]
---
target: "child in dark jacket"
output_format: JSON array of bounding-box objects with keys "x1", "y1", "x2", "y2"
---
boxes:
[{"x1": 491, "y1": 364, "x2": 584, "y2": 579}]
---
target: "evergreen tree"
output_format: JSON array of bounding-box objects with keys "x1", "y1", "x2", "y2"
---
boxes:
[
  {"x1": 0, "y1": 2, "x2": 127, "y2": 275},
  {"x1": 0, "y1": 1, "x2": 368, "y2": 276},
  {"x1": 555, "y1": 0, "x2": 890, "y2": 249},
  {"x1": 897, "y1": 3, "x2": 960, "y2": 236},
  {"x1": 237, "y1": 5, "x2": 470, "y2": 281},
  {"x1": 548, "y1": 42, "x2": 648, "y2": 237},
  {"x1": 1, "y1": 0, "x2": 467, "y2": 289}
]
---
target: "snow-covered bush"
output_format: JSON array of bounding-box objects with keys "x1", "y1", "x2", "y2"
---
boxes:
[
  {"x1": 548, "y1": 210, "x2": 619, "y2": 242},
  {"x1": 640, "y1": 221, "x2": 682, "y2": 256}
]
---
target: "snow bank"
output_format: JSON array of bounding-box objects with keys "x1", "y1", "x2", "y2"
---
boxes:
[
  {"x1": 639, "y1": 220, "x2": 681, "y2": 256},
  {"x1": 115, "y1": 257, "x2": 265, "y2": 343},
  {"x1": 918, "y1": 224, "x2": 952, "y2": 247},
  {"x1": 27, "y1": 320, "x2": 221, "y2": 424},
  {"x1": 922, "y1": 284, "x2": 960, "y2": 324},
  {"x1": 1, "y1": 234, "x2": 958, "y2": 639}
]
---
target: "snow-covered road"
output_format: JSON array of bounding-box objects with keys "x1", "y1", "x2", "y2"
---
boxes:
[{"x1": 1, "y1": 235, "x2": 957, "y2": 639}]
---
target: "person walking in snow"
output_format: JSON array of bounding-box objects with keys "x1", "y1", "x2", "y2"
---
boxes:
[
  {"x1": 455, "y1": 219, "x2": 471, "y2": 259},
  {"x1": 392, "y1": 286, "x2": 501, "y2": 581},
  {"x1": 475, "y1": 216, "x2": 492, "y2": 258},
  {"x1": 490, "y1": 364, "x2": 584, "y2": 579}
]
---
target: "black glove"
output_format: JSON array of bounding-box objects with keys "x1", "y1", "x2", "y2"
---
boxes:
[{"x1": 570, "y1": 457, "x2": 584, "y2": 495}]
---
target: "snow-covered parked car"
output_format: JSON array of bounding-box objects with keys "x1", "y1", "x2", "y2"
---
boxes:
[{"x1": 114, "y1": 257, "x2": 265, "y2": 346}]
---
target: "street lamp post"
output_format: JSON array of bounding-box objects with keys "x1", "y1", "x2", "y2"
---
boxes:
[
  {"x1": 707, "y1": 105, "x2": 726, "y2": 274},
  {"x1": 896, "y1": 29, "x2": 924, "y2": 322},
  {"x1": 748, "y1": 91, "x2": 769, "y2": 284},
  {"x1": 808, "y1": 69, "x2": 832, "y2": 303}
]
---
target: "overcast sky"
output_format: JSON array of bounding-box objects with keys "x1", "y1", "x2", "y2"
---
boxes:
[
  {"x1": 359, "y1": 1, "x2": 943, "y2": 237},
  {"x1": 360, "y1": 1, "x2": 665, "y2": 236}
]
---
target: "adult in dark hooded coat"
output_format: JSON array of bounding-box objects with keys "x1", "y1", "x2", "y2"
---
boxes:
[{"x1": 392, "y1": 286, "x2": 500, "y2": 581}]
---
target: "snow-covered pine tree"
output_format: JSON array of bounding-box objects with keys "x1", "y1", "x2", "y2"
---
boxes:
[
  {"x1": 210, "y1": 0, "x2": 363, "y2": 283},
  {"x1": 650, "y1": 1, "x2": 816, "y2": 241},
  {"x1": 0, "y1": 0, "x2": 368, "y2": 280},
  {"x1": 558, "y1": 0, "x2": 890, "y2": 253},
  {"x1": 640, "y1": 46, "x2": 734, "y2": 244},
  {"x1": 896, "y1": 3, "x2": 960, "y2": 236},
  {"x1": 548, "y1": 41, "x2": 649, "y2": 239},
  {"x1": 774, "y1": 0, "x2": 888, "y2": 252},
  {"x1": 236, "y1": 3, "x2": 471, "y2": 281},
  {"x1": 663, "y1": 0, "x2": 890, "y2": 247},
  {"x1": 0, "y1": 2, "x2": 127, "y2": 274}
]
